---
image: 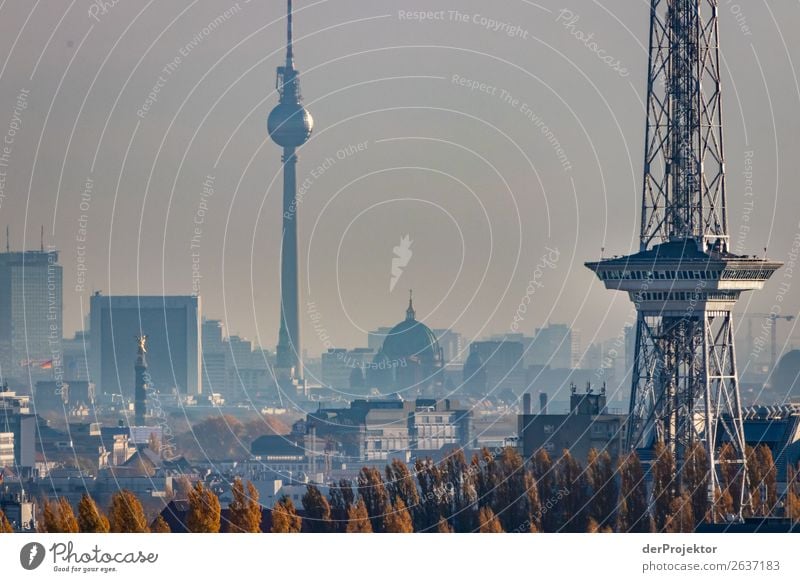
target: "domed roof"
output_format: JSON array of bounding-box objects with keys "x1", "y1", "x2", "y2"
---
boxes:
[{"x1": 379, "y1": 293, "x2": 442, "y2": 366}]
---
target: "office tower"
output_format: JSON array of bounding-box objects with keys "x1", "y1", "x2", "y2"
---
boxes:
[
  {"x1": 530, "y1": 323, "x2": 576, "y2": 369},
  {"x1": 89, "y1": 294, "x2": 201, "y2": 396},
  {"x1": 0, "y1": 248, "x2": 62, "y2": 384},
  {"x1": 201, "y1": 319, "x2": 227, "y2": 395}
]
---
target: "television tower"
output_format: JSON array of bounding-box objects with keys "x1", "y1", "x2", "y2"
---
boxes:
[
  {"x1": 586, "y1": 0, "x2": 782, "y2": 519},
  {"x1": 268, "y1": 0, "x2": 313, "y2": 387}
]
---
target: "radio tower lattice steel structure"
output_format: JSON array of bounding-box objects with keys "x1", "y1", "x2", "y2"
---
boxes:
[{"x1": 586, "y1": 0, "x2": 782, "y2": 521}]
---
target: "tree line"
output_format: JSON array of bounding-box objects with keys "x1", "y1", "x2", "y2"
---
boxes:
[{"x1": 3, "y1": 442, "x2": 789, "y2": 533}]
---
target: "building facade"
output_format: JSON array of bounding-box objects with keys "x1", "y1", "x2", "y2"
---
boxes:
[
  {"x1": 0, "y1": 250, "x2": 62, "y2": 385},
  {"x1": 89, "y1": 294, "x2": 201, "y2": 396}
]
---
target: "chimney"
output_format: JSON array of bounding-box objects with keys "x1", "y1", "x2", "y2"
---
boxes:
[
  {"x1": 522, "y1": 393, "x2": 531, "y2": 415},
  {"x1": 539, "y1": 392, "x2": 548, "y2": 414}
]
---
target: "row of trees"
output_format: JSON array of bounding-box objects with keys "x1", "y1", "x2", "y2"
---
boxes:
[
  {"x1": 5, "y1": 443, "x2": 785, "y2": 533},
  {"x1": 275, "y1": 443, "x2": 782, "y2": 533},
  {"x1": 3, "y1": 479, "x2": 261, "y2": 534}
]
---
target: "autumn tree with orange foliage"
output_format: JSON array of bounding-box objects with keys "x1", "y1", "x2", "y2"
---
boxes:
[
  {"x1": 228, "y1": 478, "x2": 262, "y2": 533},
  {"x1": 345, "y1": 498, "x2": 373, "y2": 533},
  {"x1": 187, "y1": 482, "x2": 221, "y2": 533},
  {"x1": 477, "y1": 506, "x2": 503, "y2": 533},
  {"x1": 271, "y1": 496, "x2": 302, "y2": 533},
  {"x1": 108, "y1": 490, "x2": 148, "y2": 533},
  {"x1": 77, "y1": 494, "x2": 109, "y2": 533},
  {"x1": 41, "y1": 498, "x2": 78, "y2": 533}
]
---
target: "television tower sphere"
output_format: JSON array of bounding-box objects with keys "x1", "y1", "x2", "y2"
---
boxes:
[{"x1": 268, "y1": 102, "x2": 313, "y2": 148}]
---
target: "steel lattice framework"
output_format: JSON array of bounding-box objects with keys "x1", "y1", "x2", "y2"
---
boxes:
[
  {"x1": 587, "y1": 0, "x2": 782, "y2": 522},
  {"x1": 641, "y1": 0, "x2": 727, "y2": 251}
]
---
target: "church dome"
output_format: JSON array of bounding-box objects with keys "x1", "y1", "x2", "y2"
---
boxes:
[
  {"x1": 379, "y1": 294, "x2": 442, "y2": 367},
  {"x1": 369, "y1": 293, "x2": 444, "y2": 394}
]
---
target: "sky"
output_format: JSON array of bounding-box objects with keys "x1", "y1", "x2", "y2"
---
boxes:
[{"x1": 0, "y1": 0, "x2": 798, "y2": 358}]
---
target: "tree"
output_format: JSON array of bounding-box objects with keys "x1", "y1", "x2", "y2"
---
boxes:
[
  {"x1": 477, "y1": 506, "x2": 503, "y2": 533},
  {"x1": 439, "y1": 450, "x2": 479, "y2": 533},
  {"x1": 302, "y1": 485, "x2": 332, "y2": 533},
  {"x1": 665, "y1": 492, "x2": 695, "y2": 533},
  {"x1": 415, "y1": 458, "x2": 446, "y2": 531},
  {"x1": 532, "y1": 448, "x2": 558, "y2": 532},
  {"x1": 77, "y1": 494, "x2": 109, "y2": 533},
  {"x1": 345, "y1": 498, "x2": 373, "y2": 533},
  {"x1": 786, "y1": 467, "x2": 800, "y2": 521},
  {"x1": 41, "y1": 498, "x2": 79, "y2": 533},
  {"x1": 617, "y1": 452, "x2": 650, "y2": 532},
  {"x1": 150, "y1": 514, "x2": 171, "y2": 533},
  {"x1": 757, "y1": 445, "x2": 778, "y2": 516},
  {"x1": 682, "y1": 441, "x2": 709, "y2": 525},
  {"x1": 357, "y1": 467, "x2": 390, "y2": 532},
  {"x1": 491, "y1": 447, "x2": 539, "y2": 533},
  {"x1": 186, "y1": 482, "x2": 221, "y2": 533},
  {"x1": 175, "y1": 415, "x2": 287, "y2": 462},
  {"x1": 717, "y1": 442, "x2": 744, "y2": 515},
  {"x1": 386, "y1": 459, "x2": 422, "y2": 529},
  {"x1": 555, "y1": 450, "x2": 588, "y2": 532},
  {"x1": 228, "y1": 478, "x2": 262, "y2": 533},
  {"x1": 436, "y1": 517, "x2": 453, "y2": 533},
  {"x1": 652, "y1": 442, "x2": 677, "y2": 532},
  {"x1": 108, "y1": 490, "x2": 148, "y2": 533},
  {"x1": 586, "y1": 448, "x2": 618, "y2": 530},
  {"x1": 0, "y1": 509, "x2": 13, "y2": 533},
  {"x1": 271, "y1": 496, "x2": 302, "y2": 533},
  {"x1": 714, "y1": 487, "x2": 735, "y2": 522},
  {"x1": 383, "y1": 498, "x2": 414, "y2": 533},
  {"x1": 328, "y1": 479, "x2": 355, "y2": 532}
]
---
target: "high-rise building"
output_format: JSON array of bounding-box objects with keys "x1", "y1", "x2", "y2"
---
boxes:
[
  {"x1": 225, "y1": 335, "x2": 270, "y2": 400},
  {"x1": 0, "y1": 248, "x2": 62, "y2": 384},
  {"x1": 467, "y1": 340, "x2": 526, "y2": 395},
  {"x1": 529, "y1": 323, "x2": 576, "y2": 369},
  {"x1": 89, "y1": 294, "x2": 201, "y2": 396},
  {"x1": 201, "y1": 319, "x2": 227, "y2": 395},
  {"x1": 433, "y1": 329, "x2": 464, "y2": 365}
]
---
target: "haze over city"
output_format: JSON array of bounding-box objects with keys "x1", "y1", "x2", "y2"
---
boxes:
[{"x1": 0, "y1": 0, "x2": 797, "y2": 357}]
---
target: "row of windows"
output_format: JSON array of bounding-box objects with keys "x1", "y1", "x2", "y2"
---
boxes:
[
  {"x1": 721, "y1": 269, "x2": 771, "y2": 280},
  {"x1": 635, "y1": 291, "x2": 737, "y2": 302},
  {"x1": 601, "y1": 268, "x2": 770, "y2": 282},
  {"x1": 600, "y1": 269, "x2": 720, "y2": 281}
]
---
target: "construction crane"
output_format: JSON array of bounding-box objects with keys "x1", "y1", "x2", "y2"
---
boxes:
[{"x1": 743, "y1": 313, "x2": 796, "y2": 372}]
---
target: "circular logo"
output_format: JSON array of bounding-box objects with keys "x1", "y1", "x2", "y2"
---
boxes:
[{"x1": 19, "y1": 542, "x2": 46, "y2": 570}]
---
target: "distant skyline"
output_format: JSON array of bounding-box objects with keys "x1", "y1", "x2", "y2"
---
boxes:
[{"x1": 0, "y1": 1, "x2": 798, "y2": 357}]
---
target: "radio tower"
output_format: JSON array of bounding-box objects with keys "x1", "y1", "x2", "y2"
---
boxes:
[
  {"x1": 268, "y1": 0, "x2": 313, "y2": 389},
  {"x1": 586, "y1": 0, "x2": 782, "y2": 520}
]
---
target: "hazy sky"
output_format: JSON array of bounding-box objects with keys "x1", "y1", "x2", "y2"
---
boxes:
[{"x1": 0, "y1": 0, "x2": 798, "y2": 358}]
